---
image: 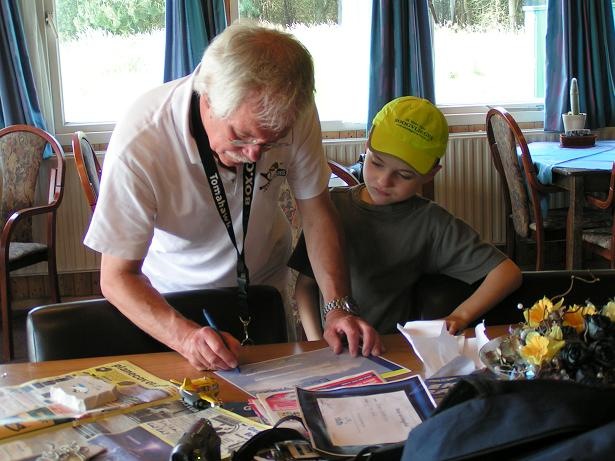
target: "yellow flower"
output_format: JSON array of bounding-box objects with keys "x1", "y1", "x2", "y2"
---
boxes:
[
  {"x1": 523, "y1": 297, "x2": 563, "y2": 326},
  {"x1": 602, "y1": 300, "x2": 615, "y2": 322},
  {"x1": 563, "y1": 304, "x2": 596, "y2": 332},
  {"x1": 520, "y1": 332, "x2": 550, "y2": 365},
  {"x1": 547, "y1": 325, "x2": 563, "y2": 341},
  {"x1": 545, "y1": 338, "x2": 565, "y2": 361}
]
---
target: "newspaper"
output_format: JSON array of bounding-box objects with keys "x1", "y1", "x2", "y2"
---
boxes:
[
  {"x1": 0, "y1": 360, "x2": 177, "y2": 442},
  {"x1": 0, "y1": 400, "x2": 269, "y2": 461}
]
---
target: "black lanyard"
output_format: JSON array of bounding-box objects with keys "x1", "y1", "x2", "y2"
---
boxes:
[{"x1": 190, "y1": 93, "x2": 256, "y2": 344}]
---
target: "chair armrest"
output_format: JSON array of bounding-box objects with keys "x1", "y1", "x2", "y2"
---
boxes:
[{"x1": 1, "y1": 202, "x2": 61, "y2": 246}]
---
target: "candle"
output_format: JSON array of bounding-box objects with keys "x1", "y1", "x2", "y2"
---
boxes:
[{"x1": 570, "y1": 78, "x2": 579, "y2": 115}]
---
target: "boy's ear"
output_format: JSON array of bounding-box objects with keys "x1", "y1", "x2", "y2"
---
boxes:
[{"x1": 422, "y1": 164, "x2": 442, "y2": 183}]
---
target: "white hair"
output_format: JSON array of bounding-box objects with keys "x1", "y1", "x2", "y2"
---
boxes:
[{"x1": 193, "y1": 21, "x2": 315, "y2": 132}]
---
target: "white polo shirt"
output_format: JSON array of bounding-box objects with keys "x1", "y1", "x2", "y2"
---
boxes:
[{"x1": 84, "y1": 70, "x2": 330, "y2": 293}]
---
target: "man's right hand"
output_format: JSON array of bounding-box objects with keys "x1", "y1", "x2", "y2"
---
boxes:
[
  {"x1": 181, "y1": 327, "x2": 241, "y2": 371},
  {"x1": 323, "y1": 310, "x2": 383, "y2": 357}
]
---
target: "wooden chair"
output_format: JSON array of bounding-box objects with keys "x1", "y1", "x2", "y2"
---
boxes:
[
  {"x1": 486, "y1": 108, "x2": 609, "y2": 270},
  {"x1": 328, "y1": 159, "x2": 360, "y2": 186},
  {"x1": 486, "y1": 107, "x2": 571, "y2": 270},
  {"x1": 72, "y1": 131, "x2": 102, "y2": 212},
  {"x1": 582, "y1": 163, "x2": 615, "y2": 268},
  {"x1": 0, "y1": 124, "x2": 65, "y2": 361}
]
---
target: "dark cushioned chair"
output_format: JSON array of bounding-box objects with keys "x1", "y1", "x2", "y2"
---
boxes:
[
  {"x1": 414, "y1": 269, "x2": 615, "y2": 326},
  {"x1": 27, "y1": 286, "x2": 286, "y2": 362}
]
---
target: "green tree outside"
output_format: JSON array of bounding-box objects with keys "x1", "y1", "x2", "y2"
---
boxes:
[
  {"x1": 56, "y1": 0, "x2": 165, "y2": 40},
  {"x1": 239, "y1": 0, "x2": 339, "y2": 26}
]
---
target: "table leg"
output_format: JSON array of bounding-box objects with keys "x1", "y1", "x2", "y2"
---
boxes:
[{"x1": 566, "y1": 176, "x2": 584, "y2": 270}]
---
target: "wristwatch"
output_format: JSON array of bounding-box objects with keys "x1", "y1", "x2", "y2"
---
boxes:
[{"x1": 322, "y1": 295, "x2": 359, "y2": 318}]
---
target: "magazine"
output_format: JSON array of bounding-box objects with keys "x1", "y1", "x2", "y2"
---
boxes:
[
  {"x1": 255, "y1": 370, "x2": 385, "y2": 426},
  {"x1": 296, "y1": 375, "x2": 435, "y2": 457},
  {"x1": 0, "y1": 400, "x2": 269, "y2": 461},
  {"x1": 216, "y1": 347, "x2": 410, "y2": 396},
  {"x1": 0, "y1": 360, "x2": 177, "y2": 442}
]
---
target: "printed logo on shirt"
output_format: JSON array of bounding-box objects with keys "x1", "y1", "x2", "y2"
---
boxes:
[{"x1": 259, "y1": 162, "x2": 287, "y2": 191}]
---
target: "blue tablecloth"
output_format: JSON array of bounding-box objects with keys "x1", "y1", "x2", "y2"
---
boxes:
[{"x1": 525, "y1": 140, "x2": 615, "y2": 184}]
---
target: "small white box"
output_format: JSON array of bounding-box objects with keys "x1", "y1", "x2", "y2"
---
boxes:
[{"x1": 50, "y1": 375, "x2": 118, "y2": 412}]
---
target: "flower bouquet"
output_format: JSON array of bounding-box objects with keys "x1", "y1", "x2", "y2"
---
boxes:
[{"x1": 480, "y1": 295, "x2": 615, "y2": 386}]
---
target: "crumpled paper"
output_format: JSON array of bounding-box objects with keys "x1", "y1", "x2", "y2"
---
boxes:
[{"x1": 397, "y1": 320, "x2": 490, "y2": 378}]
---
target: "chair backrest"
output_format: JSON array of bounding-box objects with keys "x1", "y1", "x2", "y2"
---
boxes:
[
  {"x1": 486, "y1": 107, "x2": 543, "y2": 239},
  {"x1": 27, "y1": 285, "x2": 288, "y2": 362},
  {"x1": 328, "y1": 159, "x2": 360, "y2": 186},
  {"x1": 0, "y1": 124, "x2": 65, "y2": 241},
  {"x1": 414, "y1": 269, "x2": 615, "y2": 326},
  {"x1": 72, "y1": 131, "x2": 102, "y2": 212}
]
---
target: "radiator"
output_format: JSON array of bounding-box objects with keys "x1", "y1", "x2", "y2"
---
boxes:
[
  {"x1": 23, "y1": 132, "x2": 562, "y2": 275},
  {"x1": 323, "y1": 139, "x2": 365, "y2": 164}
]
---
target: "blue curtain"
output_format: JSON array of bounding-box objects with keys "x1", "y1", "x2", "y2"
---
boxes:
[
  {"x1": 544, "y1": 0, "x2": 615, "y2": 131},
  {"x1": 0, "y1": 0, "x2": 46, "y2": 130},
  {"x1": 164, "y1": 0, "x2": 227, "y2": 82},
  {"x1": 367, "y1": 0, "x2": 434, "y2": 129}
]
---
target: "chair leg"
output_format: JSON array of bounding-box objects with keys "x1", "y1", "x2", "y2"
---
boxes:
[
  {"x1": 0, "y1": 272, "x2": 14, "y2": 362},
  {"x1": 535, "y1": 232, "x2": 544, "y2": 271},
  {"x1": 47, "y1": 254, "x2": 60, "y2": 303},
  {"x1": 506, "y1": 217, "x2": 516, "y2": 261}
]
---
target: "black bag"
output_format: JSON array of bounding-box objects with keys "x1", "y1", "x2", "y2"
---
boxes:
[
  {"x1": 401, "y1": 376, "x2": 615, "y2": 461},
  {"x1": 232, "y1": 416, "x2": 311, "y2": 461}
]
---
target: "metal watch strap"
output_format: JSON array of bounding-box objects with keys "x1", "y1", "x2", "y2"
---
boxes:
[{"x1": 322, "y1": 295, "x2": 359, "y2": 317}]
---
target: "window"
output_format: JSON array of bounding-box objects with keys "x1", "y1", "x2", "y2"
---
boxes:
[
  {"x1": 431, "y1": 0, "x2": 547, "y2": 124},
  {"x1": 43, "y1": 0, "x2": 165, "y2": 140},
  {"x1": 234, "y1": 0, "x2": 546, "y2": 128},
  {"x1": 232, "y1": 0, "x2": 371, "y2": 131},
  {"x1": 432, "y1": 0, "x2": 546, "y2": 105},
  {"x1": 39, "y1": 0, "x2": 550, "y2": 143}
]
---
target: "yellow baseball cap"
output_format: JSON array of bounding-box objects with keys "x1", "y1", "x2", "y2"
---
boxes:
[{"x1": 368, "y1": 96, "x2": 449, "y2": 175}]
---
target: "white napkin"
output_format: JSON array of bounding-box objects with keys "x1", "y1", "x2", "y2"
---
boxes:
[{"x1": 397, "y1": 320, "x2": 490, "y2": 378}]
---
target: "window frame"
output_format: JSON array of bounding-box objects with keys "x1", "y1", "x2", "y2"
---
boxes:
[
  {"x1": 40, "y1": 0, "x2": 545, "y2": 145},
  {"x1": 42, "y1": 0, "x2": 116, "y2": 145}
]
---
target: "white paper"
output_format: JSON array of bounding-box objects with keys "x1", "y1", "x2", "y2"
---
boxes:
[
  {"x1": 397, "y1": 320, "x2": 491, "y2": 378},
  {"x1": 317, "y1": 391, "x2": 420, "y2": 446}
]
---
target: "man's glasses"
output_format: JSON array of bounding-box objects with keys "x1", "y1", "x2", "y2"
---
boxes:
[{"x1": 229, "y1": 130, "x2": 293, "y2": 151}]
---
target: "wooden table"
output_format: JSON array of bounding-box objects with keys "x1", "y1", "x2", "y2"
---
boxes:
[
  {"x1": 552, "y1": 167, "x2": 611, "y2": 269},
  {"x1": 526, "y1": 141, "x2": 615, "y2": 269},
  {"x1": 0, "y1": 328, "x2": 509, "y2": 397}
]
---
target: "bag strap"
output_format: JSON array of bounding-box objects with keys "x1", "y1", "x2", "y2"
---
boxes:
[{"x1": 231, "y1": 427, "x2": 307, "y2": 461}]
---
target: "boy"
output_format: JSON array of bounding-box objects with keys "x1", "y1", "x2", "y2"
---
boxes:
[{"x1": 290, "y1": 96, "x2": 522, "y2": 339}]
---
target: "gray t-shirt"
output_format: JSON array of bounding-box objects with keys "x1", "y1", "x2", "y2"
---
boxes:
[{"x1": 289, "y1": 185, "x2": 507, "y2": 333}]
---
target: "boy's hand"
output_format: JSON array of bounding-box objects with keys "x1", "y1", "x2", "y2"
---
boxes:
[
  {"x1": 443, "y1": 314, "x2": 470, "y2": 336},
  {"x1": 322, "y1": 310, "x2": 383, "y2": 357}
]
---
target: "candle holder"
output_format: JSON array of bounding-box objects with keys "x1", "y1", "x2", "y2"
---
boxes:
[{"x1": 562, "y1": 113, "x2": 586, "y2": 134}]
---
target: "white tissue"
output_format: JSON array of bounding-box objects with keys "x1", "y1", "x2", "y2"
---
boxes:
[{"x1": 397, "y1": 320, "x2": 491, "y2": 378}]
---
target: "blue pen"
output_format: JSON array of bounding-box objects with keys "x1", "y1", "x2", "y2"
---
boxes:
[{"x1": 202, "y1": 308, "x2": 241, "y2": 373}]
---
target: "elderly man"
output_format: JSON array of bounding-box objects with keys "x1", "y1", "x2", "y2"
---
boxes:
[{"x1": 84, "y1": 22, "x2": 381, "y2": 370}]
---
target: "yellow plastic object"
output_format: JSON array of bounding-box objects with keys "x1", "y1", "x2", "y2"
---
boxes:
[{"x1": 170, "y1": 377, "x2": 222, "y2": 408}]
